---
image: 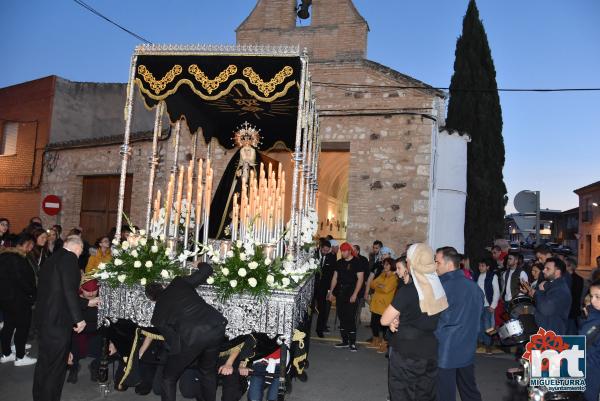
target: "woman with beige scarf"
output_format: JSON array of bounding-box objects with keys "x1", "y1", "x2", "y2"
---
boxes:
[{"x1": 381, "y1": 243, "x2": 448, "y2": 401}]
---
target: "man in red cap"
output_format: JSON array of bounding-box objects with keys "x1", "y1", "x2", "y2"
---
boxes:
[{"x1": 328, "y1": 242, "x2": 364, "y2": 351}]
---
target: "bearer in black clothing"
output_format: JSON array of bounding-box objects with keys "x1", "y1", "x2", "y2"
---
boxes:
[
  {"x1": 315, "y1": 240, "x2": 337, "y2": 337},
  {"x1": 146, "y1": 263, "x2": 227, "y2": 401},
  {"x1": 33, "y1": 235, "x2": 86, "y2": 401},
  {"x1": 328, "y1": 242, "x2": 364, "y2": 351}
]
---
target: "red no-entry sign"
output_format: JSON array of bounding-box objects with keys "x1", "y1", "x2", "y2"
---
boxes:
[{"x1": 42, "y1": 194, "x2": 62, "y2": 216}]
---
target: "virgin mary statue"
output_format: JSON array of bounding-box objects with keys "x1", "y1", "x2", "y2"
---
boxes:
[{"x1": 208, "y1": 122, "x2": 276, "y2": 239}]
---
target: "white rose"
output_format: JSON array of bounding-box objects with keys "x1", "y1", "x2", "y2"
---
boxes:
[
  {"x1": 264, "y1": 258, "x2": 272, "y2": 266},
  {"x1": 221, "y1": 267, "x2": 229, "y2": 276},
  {"x1": 178, "y1": 253, "x2": 187, "y2": 263},
  {"x1": 139, "y1": 237, "x2": 147, "y2": 246},
  {"x1": 281, "y1": 277, "x2": 290, "y2": 287},
  {"x1": 236, "y1": 240, "x2": 243, "y2": 249},
  {"x1": 206, "y1": 276, "x2": 215, "y2": 285},
  {"x1": 139, "y1": 229, "x2": 146, "y2": 236},
  {"x1": 134, "y1": 260, "x2": 142, "y2": 268},
  {"x1": 229, "y1": 279, "x2": 238, "y2": 288},
  {"x1": 160, "y1": 269, "x2": 170, "y2": 279},
  {"x1": 248, "y1": 277, "x2": 257, "y2": 287},
  {"x1": 117, "y1": 274, "x2": 127, "y2": 283},
  {"x1": 151, "y1": 245, "x2": 159, "y2": 253},
  {"x1": 140, "y1": 278, "x2": 147, "y2": 285},
  {"x1": 131, "y1": 250, "x2": 139, "y2": 258},
  {"x1": 248, "y1": 261, "x2": 258, "y2": 270},
  {"x1": 286, "y1": 253, "x2": 294, "y2": 261},
  {"x1": 145, "y1": 261, "x2": 153, "y2": 268},
  {"x1": 121, "y1": 241, "x2": 129, "y2": 250},
  {"x1": 98, "y1": 262, "x2": 106, "y2": 270},
  {"x1": 100, "y1": 271, "x2": 110, "y2": 280},
  {"x1": 238, "y1": 268, "x2": 247, "y2": 277},
  {"x1": 226, "y1": 250, "x2": 234, "y2": 258},
  {"x1": 266, "y1": 275, "x2": 275, "y2": 285},
  {"x1": 165, "y1": 248, "x2": 172, "y2": 257},
  {"x1": 112, "y1": 238, "x2": 120, "y2": 246},
  {"x1": 239, "y1": 253, "x2": 247, "y2": 261},
  {"x1": 114, "y1": 258, "x2": 123, "y2": 266},
  {"x1": 159, "y1": 234, "x2": 166, "y2": 241}
]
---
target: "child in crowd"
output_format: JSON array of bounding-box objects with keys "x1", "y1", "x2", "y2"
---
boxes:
[{"x1": 473, "y1": 257, "x2": 499, "y2": 355}]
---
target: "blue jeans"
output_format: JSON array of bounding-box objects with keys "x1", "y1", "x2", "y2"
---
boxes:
[
  {"x1": 478, "y1": 308, "x2": 494, "y2": 346},
  {"x1": 248, "y1": 362, "x2": 280, "y2": 401}
]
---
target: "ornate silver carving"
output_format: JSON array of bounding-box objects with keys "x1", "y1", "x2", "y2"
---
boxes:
[
  {"x1": 134, "y1": 44, "x2": 301, "y2": 57},
  {"x1": 98, "y1": 276, "x2": 314, "y2": 346},
  {"x1": 115, "y1": 55, "x2": 139, "y2": 241}
]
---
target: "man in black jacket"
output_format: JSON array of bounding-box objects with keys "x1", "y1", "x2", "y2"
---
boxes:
[
  {"x1": 565, "y1": 257, "x2": 584, "y2": 334},
  {"x1": 33, "y1": 235, "x2": 86, "y2": 401},
  {"x1": 146, "y1": 263, "x2": 226, "y2": 401},
  {"x1": 315, "y1": 240, "x2": 337, "y2": 337},
  {"x1": 0, "y1": 233, "x2": 36, "y2": 366}
]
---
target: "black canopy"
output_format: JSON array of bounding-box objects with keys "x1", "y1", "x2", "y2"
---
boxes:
[{"x1": 134, "y1": 53, "x2": 302, "y2": 150}]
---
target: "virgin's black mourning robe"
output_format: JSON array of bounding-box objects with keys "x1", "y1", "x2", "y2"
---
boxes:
[{"x1": 207, "y1": 149, "x2": 278, "y2": 239}]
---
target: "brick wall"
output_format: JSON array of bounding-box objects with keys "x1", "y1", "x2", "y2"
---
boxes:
[
  {"x1": 0, "y1": 76, "x2": 55, "y2": 231},
  {"x1": 236, "y1": 0, "x2": 445, "y2": 253},
  {"x1": 237, "y1": 0, "x2": 368, "y2": 62}
]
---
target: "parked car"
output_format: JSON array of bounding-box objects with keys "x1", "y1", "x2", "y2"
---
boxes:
[{"x1": 556, "y1": 245, "x2": 573, "y2": 255}]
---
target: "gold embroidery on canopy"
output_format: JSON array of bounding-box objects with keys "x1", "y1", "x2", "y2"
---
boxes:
[
  {"x1": 137, "y1": 65, "x2": 183, "y2": 95},
  {"x1": 243, "y1": 66, "x2": 294, "y2": 97},
  {"x1": 134, "y1": 78, "x2": 296, "y2": 103},
  {"x1": 188, "y1": 64, "x2": 238, "y2": 94}
]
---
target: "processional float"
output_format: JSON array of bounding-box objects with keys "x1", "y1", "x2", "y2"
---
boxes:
[{"x1": 97, "y1": 44, "x2": 320, "y2": 397}]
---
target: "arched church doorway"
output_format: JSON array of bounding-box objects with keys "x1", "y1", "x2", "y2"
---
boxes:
[{"x1": 316, "y1": 147, "x2": 349, "y2": 241}]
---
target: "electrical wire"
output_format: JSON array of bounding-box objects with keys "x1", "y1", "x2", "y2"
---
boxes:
[
  {"x1": 70, "y1": 1, "x2": 598, "y2": 94},
  {"x1": 313, "y1": 81, "x2": 600, "y2": 93},
  {"x1": 72, "y1": 0, "x2": 152, "y2": 44}
]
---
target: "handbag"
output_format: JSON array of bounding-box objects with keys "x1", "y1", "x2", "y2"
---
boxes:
[{"x1": 359, "y1": 304, "x2": 371, "y2": 323}]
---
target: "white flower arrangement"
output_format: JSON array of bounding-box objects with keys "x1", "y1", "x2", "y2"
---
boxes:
[
  {"x1": 93, "y1": 215, "x2": 186, "y2": 287},
  {"x1": 199, "y1": 240, "x2": 318, "y2": 300}
]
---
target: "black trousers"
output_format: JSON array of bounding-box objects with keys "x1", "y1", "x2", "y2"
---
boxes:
[
  {"x1": 33, "y1": 325, "x2": 72, "y2": 401},
  {"x1": 370, "y1": 313, "x2": 383, "y2": 338},
  {"x1": 315, "y1": 292, "x2": 331, "y2": 333},
  {"x1": 221, "y1": 367, "x2": 242, "y2": 401},
  {"x1": 437, "y1": 365, "x2": 482, "y2": 401},
  {"x1": 336, "y1": 296, "x2": 358, "y2": 344},
  {"x1": 162, "y1": 327, "x2": 224, "y2": 401},
  {"x1": 389, "y1": 351, "x2": 437, "y2": 401},
  {"x1": 70, "y1": 331, "x2": 102, "y2": 367},
  {"x1": 0, "y1": 300, "x2": 32, "y2": 359}
]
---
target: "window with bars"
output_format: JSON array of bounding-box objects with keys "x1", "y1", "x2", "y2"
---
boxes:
[{"x1": 0, "y1": 122, "x2": 18, "y2": 156}]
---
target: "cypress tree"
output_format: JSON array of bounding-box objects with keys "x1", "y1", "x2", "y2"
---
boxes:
[{"x1": 446, "y1": 0, "x2": 507, "y2": 260}]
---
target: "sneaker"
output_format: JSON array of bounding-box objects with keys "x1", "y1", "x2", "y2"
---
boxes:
[
  {"x1": 349, "y1": 344, "x2": 358, "y2": 352},
  {"x1": 11, "y1": 344, "x2": 32, "y2": 353},
  {"x1": 334, "y1": 342, "x2": 349, "y2": 348},
  {"x1": 14, "y1": 355, "x2": 37, "y2": 366},
  {"x1": 1, "y1": 354, "x2": 16, "y2": 363}
]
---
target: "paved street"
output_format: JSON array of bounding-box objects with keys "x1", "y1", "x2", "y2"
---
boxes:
[{"x1": 1, "y1": 319, "x2": 529, "y2": 401}]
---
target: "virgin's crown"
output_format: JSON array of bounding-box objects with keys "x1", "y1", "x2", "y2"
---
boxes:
[{"x1": 233, "y1": 121, "x2": 261, "y2": 148}]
